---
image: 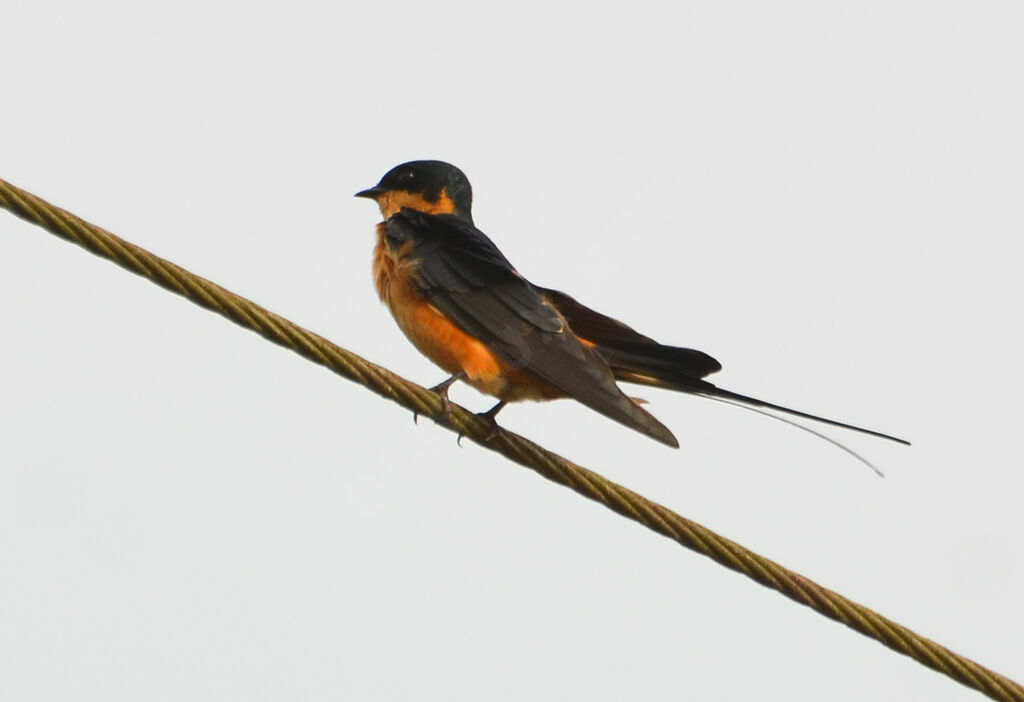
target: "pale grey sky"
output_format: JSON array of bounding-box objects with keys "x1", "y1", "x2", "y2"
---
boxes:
[{"x1": 2, "y1": 2, "x2": 1022, "y2": 700}]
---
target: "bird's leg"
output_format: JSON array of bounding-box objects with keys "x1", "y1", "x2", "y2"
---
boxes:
[
  {"x1": 453, "y1": 400, "x2": 507, "y2": 447},
  {"x1": 413, "y1": 372, "x2": 466, "y2": 424},
  {"x1": 421, "y1": 371, "x2": 466, "y2": 421},
  {"x1": 476, "y1": 400, "x2": 507, "y2": 442}
]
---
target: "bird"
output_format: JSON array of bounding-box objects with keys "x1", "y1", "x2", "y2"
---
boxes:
[{"x1": 355, "y1": 159, "x2": 908, "y2": 454}]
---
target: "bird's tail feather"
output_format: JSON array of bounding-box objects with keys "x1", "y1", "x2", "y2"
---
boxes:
[
  {"x1": 697, "y1": 385, "x2": 910, "y2": 446},
  {"x1": 613, "y1": 368, "x2": 909, "y2": 446}
]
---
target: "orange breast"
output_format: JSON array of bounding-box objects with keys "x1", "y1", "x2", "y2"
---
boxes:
[{"x1": 372, "y1": 224, "x2": 561, "y2": 402}]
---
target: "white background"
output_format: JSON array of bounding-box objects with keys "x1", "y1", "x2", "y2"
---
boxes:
[{"x1": 2, "y1": 2, "x2": 1022, "y2": 700}]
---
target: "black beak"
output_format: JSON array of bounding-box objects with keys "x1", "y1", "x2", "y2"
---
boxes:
[{"x1": 354, "y1": 186, "x2": 383, "y2": 199}]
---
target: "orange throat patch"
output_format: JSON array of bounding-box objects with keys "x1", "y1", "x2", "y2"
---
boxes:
[{"x1": 374, "y1": 187, "x2": 457, "y2": 219}]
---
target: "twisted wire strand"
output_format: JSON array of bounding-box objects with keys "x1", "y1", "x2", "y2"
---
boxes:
[{"x1": 2, "y1": 177, "x2": 1020, "y2": 702}]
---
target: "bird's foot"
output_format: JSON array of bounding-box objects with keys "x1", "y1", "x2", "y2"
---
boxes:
[
  {"x1": 476, "y1": 401, "x2": 507, "y2": 442},
  {"x1": 413, "y1": 372, "x2": 466, "y2": 425},
  {"x1": 429, "y1": 372, "x2": 465, "y2": 416},
  {"x1": 452, "y1": 401, "x2": 506, "y2": 446}
]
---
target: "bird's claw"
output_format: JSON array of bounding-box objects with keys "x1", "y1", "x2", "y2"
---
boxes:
[
  {"x1": 434, "y1": 392, "x2": 454, "y2": 418},
  {"x1": 427, "y1": 372, "x2": 464, "y2": 419},
  {"x1": 476, "y1": 401, "x2": 506, "y2": 442}
]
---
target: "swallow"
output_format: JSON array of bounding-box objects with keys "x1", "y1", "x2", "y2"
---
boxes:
[{"x1": 356, "y1": 160, "x2": 908, "y2": 452}]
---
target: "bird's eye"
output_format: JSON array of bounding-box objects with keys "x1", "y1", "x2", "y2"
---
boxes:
[{"x1": 399, "y1": 171, "x2": 416, "y2": 182}]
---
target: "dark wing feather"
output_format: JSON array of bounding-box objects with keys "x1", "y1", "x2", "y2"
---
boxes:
[
  {"x1": 537, "y1": 288, "x2": 908, "y2": 445},
  {"x1": 385, "y1": 211, "x2": 678, "y2": 446},
  {"x1": 536, "y1": 287, "x2": 722, "y2": 383}
]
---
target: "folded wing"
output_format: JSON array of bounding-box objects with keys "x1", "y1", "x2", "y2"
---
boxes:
[{"x1": 385, "y1": 210, "x2": 678, "y2": 447}]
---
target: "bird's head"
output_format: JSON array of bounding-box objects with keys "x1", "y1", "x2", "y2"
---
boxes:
[{"x1": 356, "y1": 160, "x2": 473, "y2": 221}]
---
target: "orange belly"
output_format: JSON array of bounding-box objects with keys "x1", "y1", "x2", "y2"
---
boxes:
[{"x1": 373, "y1": 227, "x2": 561, "y2": 402}]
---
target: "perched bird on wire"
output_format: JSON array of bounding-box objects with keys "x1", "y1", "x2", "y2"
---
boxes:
[{"x1": 356, "y1": 160, "x2": 907, "y2": 457}]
